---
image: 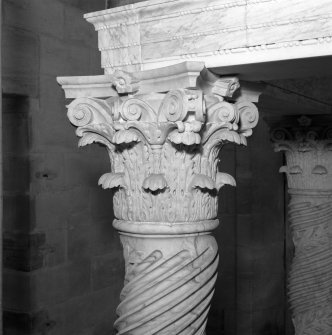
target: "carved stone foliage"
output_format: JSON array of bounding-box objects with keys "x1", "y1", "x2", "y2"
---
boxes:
[
  {"x1": 67, "y1": 80, "x2": 258, "y2": 224},
  {"x1": 271, "y1": 115, "x2": 332, "y2": 190},
  {"x1": 60, "y1": 67, "x2": 260, "y2": 335},
  {"x1": 271, "y1": 115, "x2": 332, "y2": 335}
]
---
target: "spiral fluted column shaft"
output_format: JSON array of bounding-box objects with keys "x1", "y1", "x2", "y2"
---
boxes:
[
  {"x1": 271, "y1": 115, "x2": 332, "y2": 335},
  {"x1": 288, "y1": 191, "x2": 332, "y2": 334},
  {"x1": 115, "y1": 229, "x2": 218, "y2": 335}
]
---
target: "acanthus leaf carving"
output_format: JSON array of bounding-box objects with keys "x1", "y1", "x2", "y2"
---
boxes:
[
  {"x1": 215, "y1": 172, "x2": 236, "y2": 190},
  {"x1": 270, "y1": 115, "x2": 332, "y2": 190},
  {"x1": 60, "y1": 64, "x2": 260, "y2": 335},
  {"x1": 168, "y1": 120, "x2": 203, "y2": 146},
  {"x1": 66, "y1": 81, "x2": 258, "y2": 223},
  {"x1": 99, "y1": 172, "x2": 126, "y2": 190},
  {"x1": 312, "y1": 165, "x2": 328, "y2": 175},
  {"x1": 189, "y1": 174, "x2": 215, "y2": 192},
  {"x1": 289, "y1": 165, "x2": 303, "y2": 175},
  {"x1": 112, "y1": 129, "x2": 141, "y2": 145},
  {"x1": 78, "y1": 130, "x2": 111, "y2": 148},
  {"x1": 142, "y1": 173, "x2": 168, "y2": 192}
]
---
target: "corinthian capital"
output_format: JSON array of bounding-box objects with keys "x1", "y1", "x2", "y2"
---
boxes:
[
  {"x1": 58, "y1": 62, "x2": 259, "y2": 335},
  {"x1": 64, "y1": 69, "x2": 258, "y2": 225},
  {"x1": 271, "y1": 115, "x2": 332, "y2": 190}
]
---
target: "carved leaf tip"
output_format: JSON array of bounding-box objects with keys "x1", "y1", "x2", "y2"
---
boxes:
[
  {"x1": 142, "y1": 174, "x2": 168, "y2": 192},
  {"x1": 112, "y1": 130, "x2": 140, "y2": 144},
  {"x1": 215, "y1": 172, "x2": 236, "y2": 190},
  {"x1": 240, "y1": 134, "x2": 247, "y2": 146},
  {"x1": 289, "y1": 165, "x2": 303, "y2": 175},
  {"x1": 298, "y1": 143, "x2": 314, "y2": 153},
  {"x1": 78, "y1": 132, "x2": 109, "y2": 148},
  {"x1": 189, "y1": 174, "x2": 215, "y2": 191},
  {"x1": 168, "y1": 121, "x2": 203, "y2": 146},
  {"x1": 78, "y1": 134, "x2": 95, "y2": 147},
  {"x1": 98, "y1": 172, "x2": 125, "y2": 189},
  {"x1": 169, "y1": 131, "x2": 201, "y2": 146},
  {"x1": 312, "y1": 165, "x2": 328, "y2": 175},
  {"x1": 279, "y1": 166, "x2": 288, "y2": 174}
]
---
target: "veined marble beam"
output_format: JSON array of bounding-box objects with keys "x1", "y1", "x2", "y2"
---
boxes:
[
  {"x1": 57, "y1": 62, "x2": 261, "y2": 334},
  {"x1": 84, "y1": 0, "x2": 332, "y2": 72},
  {"x1": 271, "y1": 115, "x2": 332, "y2": 335}
]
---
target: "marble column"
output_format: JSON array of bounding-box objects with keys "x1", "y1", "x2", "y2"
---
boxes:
[
  {"x1": 59, "y1": 64, "x2": 259, "y2": 334},
  {"x1": 271, "y1": 115, "x2": 332, "y2": 335}
]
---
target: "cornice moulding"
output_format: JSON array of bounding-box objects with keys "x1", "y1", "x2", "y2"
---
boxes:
[
  {"x1": 57, "y1": 75, "x2": 118, "y2": 99},
  {"x1": 83, "y1": 0, "x2": 332, "y2": 73}
]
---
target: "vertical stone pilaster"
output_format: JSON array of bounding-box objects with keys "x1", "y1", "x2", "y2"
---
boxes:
[
  {"x1": 59, "y1": 64, "x2": 260, "y2": 334},
  {"x1": 271, "y1": 115, "x2": 332, "y2": 335}
]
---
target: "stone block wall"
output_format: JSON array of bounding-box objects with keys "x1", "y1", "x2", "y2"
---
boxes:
[{"x1": 2, "y1": 1, "x2": 125, "y2": 334}]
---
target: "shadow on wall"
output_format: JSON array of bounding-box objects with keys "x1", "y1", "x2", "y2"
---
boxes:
[{"x1": 259, "y1": 323, "x2": 284, "y2": 335}]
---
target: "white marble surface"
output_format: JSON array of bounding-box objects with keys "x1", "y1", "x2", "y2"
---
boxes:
[
  {"x1": 57, "y1": 61, "x2": 206, "y2": 97},
  {"x1": 58, "y1": 64, "x2": 261, "y2": 335},
  {"x1": 84, "y1": 0, "x2": 332, "y2": 73},
  {"x1": 57, "y1": 75, "x2": 118, "y2": 98}
]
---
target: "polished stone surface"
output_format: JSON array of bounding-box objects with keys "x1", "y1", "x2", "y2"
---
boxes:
[{"x1": 84, "y1": 0, "x2": 332, "y2": 73}]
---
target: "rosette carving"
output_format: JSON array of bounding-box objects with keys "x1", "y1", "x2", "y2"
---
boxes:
[{"x1": 112, "y1": 70, "x2": 139, "y2": 94}]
